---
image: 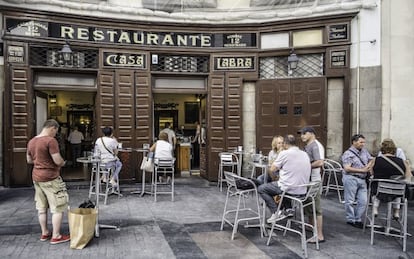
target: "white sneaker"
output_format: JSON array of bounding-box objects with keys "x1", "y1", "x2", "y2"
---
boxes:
[
  {"x1": 267, "y1": 210, "x2": 286, "y2": 223},
  {"x1": 285, "y1": 208, "x2": 295, "y2": 218},
  {"x1": 158, "y1": 176, "x2": 164, "y2": 183},
  {"x1": 166, "y1": 176, "x2": 172, "y2": 184}
]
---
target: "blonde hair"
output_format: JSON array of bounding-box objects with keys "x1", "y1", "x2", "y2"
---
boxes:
[
  {"x1": 271, "y1": 135, "x2": 284, "y2": 152},
  {"x1": 380, "y1": 138, "x2": 397, "y2": 155},
  {"x1": 158, "y1": 131, "x2": 169, "y2": 141}
]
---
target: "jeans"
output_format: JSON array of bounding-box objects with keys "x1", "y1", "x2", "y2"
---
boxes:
[
  {"x1": 258, "y1": 182, "x2": 283, "y2": 214},
  {"x1": 104, "y1": 160, "x2": 123, "y2": 180},
  {"x1": 343, "y1": 174, "x2": 367, "y2": 223}
]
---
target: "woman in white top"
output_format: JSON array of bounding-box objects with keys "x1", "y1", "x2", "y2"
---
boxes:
[
  {"x1": 150, "y1": 131, "x2": 174, "y2": 183},
  {"x1": 257, "y1": 135, "x2": 284, "y2": 184}
]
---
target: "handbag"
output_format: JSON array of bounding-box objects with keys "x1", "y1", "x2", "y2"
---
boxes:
[
  {"x1": 235, "y1": 178, "x2": 259, "y2": 190},
  {"x1": 142, "y1": 157, "x2": 154, "y2": 173},
  {"x1": 68, "y1": 207, "x2": 97, "y2": 249}
]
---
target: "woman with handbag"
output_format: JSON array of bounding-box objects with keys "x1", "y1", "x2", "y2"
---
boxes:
[
  {"x1": 94, "y1": 127, "x2": 123, "y2": 186},
  {"x1": 371, "y1": 138, "x2": 412, "y2": 218},
  {"x1": 150, "y1": 131, "x2": 173, "y2": 183}
]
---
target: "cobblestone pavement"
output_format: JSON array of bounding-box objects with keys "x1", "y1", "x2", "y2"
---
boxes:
[{"x1": 0, "y1": 176, "x2": 413, "y2": 258}]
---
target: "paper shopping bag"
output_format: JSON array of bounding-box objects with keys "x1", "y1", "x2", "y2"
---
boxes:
[{"x1": 68, "y1": 208, "x2": 97, "y2": 249}]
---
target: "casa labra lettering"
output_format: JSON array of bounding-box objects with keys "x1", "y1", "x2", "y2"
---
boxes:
[
  {"x1": 103, "y1": 52, "x2": 146, "y2": 68},
  {"x1": 214, "y1": 56, "x2": 255, "y2": 71}
]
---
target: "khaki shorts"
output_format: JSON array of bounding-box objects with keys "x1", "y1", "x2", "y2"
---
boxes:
[
  {"x1": 34, "y1": 177, "x2": 69, "y2": 214},
  {"x1": 304, "y1": 191, "x2": 322, "y2": 216}
]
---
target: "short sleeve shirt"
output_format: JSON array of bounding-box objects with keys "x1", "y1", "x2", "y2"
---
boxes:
[
  {"x1": 341, "y1": 146, "x2": 373, "y2": 178},
  {"x1": 95, "y1": 136, "x2": 118, "y2": 163},
  {"x1": 27, "y1": 136, "x2": 60, "y2": 182},
  {"x1": 304, "y1": 140, "x2": 325, "y2": 182}
]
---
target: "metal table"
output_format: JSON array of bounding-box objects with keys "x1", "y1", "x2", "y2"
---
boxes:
[
  {"x1": 77, "y1": 157, "x2": 119, "y2": 237},
  {"x1": 131, "y1": 148, "x2": 151, "y2": 197}
]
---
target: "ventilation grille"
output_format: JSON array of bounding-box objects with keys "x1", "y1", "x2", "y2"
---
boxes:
[
  {"x1": 30, "y1": 46, "x2": 99, "y2": 69},
  {"x1": 151, "y1": 54, "x2": 209, "y2": 73},
  {"x1": 260, "y1": 54, "x2": 324, "y2": 79}
]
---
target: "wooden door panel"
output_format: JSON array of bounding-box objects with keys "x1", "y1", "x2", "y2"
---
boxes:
[
  {"x1": 97, "y1": 71, "x2": 115, "y2": 130},
  {"x1": 135, "y1": 72, "x2": 151, "y2": 146},
  {"x1": 8, "y1": 67, "x2": 32, "y2": 186},
  {"x1": 226, "y1": 74, "x2": 243, "y2": 149},
  {"x1": 116, "y1": 71, "x2": 134, "y2": 147},
  {"x1": 257, "y1": 78, "x2": 326, "y2": 153}
]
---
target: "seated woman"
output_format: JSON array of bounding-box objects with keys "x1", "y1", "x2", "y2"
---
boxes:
[
  {"x1": 371, "y1": 138, "x2": 412, "y2": 218},
  {"x1": 257, "y1": 135, "x2": 284, "y2": 185},
  {"x1": 94, "y1": 126, "x2": 122, "y2": 186},
  {"x1": 150, "y1": 131, "x2": 174, "y2": 183}
]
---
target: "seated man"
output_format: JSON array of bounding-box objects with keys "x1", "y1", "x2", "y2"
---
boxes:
[
  {"x1": 94, "y1": 127, "x2": 122, "y2": 186},
  {"x1": 258, "y1": 134, "x2": 311, "y2": 223}
]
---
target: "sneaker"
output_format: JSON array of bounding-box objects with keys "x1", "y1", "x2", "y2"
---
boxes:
[
  {"x1": 158, "y1": 176, "x2": 164, "y2": 183},
  {"x1": 166, "y1": 176, "x2": 172, "y2": 184},
  {"x1": 110, "y1": 179, "x2": 117, "y2": 186},
  {"x1": 285, "y1": 208, "x2": 295, "y2": 218},
  {"x1": 50, "y1": 235, "x2": 70, "y2": 245},
  {"x1": 40, "y1": 233, "x2": 51, "y2": 242},
  {"x1": 267, "y1": 210, "x2": 287, "y2": 223}
]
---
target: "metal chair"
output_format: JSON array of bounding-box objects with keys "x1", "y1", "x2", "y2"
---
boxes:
[
  {"x1": 217, "y1": 152, "x2": 239, "y2": 192},
  {"x1": 152, "y1": 158, "x2": 175, "y2": 202},
  {"x1": 367, "y1": 179, "x2": 408, "y2": 252},
  {"x1": 89, "y1": 164, "x2": 120, "y2": 205},
  {"x1": 321, "y1": 159, "x2": 344, "y2": 203},
  {"x1": 266, "y1": 182, "x2": 321, "y2": 259},
  {"x1": 220, "y1": 171, "x2": 264, "y2": 240}
]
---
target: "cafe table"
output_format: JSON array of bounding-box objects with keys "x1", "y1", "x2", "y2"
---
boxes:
[
  {"x1": 131, "y1": 147, "x2": 151, "y2": 197},
  {"x1": 77, "y1": 157, "x2": 119, "y2": 237}
]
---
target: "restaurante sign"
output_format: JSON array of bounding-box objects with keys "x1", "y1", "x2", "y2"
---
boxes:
[{"x1": 6, "y1": 18, "x2": 257, "y2": 48}]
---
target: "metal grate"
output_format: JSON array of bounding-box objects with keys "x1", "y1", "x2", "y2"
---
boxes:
[
  {"x1": 151, "y1": 54, "x2": 209, "y2": 73},
  {"x1": 259, "y1": 54, "x2": 324, "y2": 79},
  {"x1": 30, "y1": 46, "x2": 99, "y2": 69}
]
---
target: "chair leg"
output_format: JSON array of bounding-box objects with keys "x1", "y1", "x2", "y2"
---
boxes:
[
  {"x1": 333, "y1": 171, "x2": 343, "y2": 203},
  {"x1": 220, "y1": 188, "x2": 230, "y2": 231},
  {"x1": 403, "y1": 201, "x2": 407, "y2": 252},
  {"x1": 231, "y1": 194, "x2": 242, "y2": 240}
]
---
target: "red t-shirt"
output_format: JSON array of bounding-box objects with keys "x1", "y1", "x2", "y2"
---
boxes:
[{"x1": 27, "y1": 136, "x2": 61, "y2": 182}]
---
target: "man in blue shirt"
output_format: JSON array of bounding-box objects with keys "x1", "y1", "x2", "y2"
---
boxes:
[{"x1": 341, "y1": 134, "x2": 374, "y2": 228}]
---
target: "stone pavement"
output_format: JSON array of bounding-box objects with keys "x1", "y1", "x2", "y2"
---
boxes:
[{"x1": 0, "y1": 175, "x2": 413, "y2": 259}]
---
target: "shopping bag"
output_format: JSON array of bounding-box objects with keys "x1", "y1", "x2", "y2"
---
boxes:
[
  {"x1": 68, "y1": 208, "x2": 97, "y2": 249},
  {"x1": 140, "y1": 156, "x2": 148, "y2": 171}
]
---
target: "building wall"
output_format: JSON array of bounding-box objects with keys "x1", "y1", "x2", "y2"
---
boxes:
[
  {"x1": 381, "y1": 0, "x2": 414, "y2": 163},
  {"x1": 0, "y1": 12, "x2": 3, "y2": 185}
]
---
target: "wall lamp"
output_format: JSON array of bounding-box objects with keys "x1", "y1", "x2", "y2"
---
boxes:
[
  {"x1": 287, "y1": 49, "x2": 299, "y2": 75},
  {"x1": 49, "y1": 94, "x2": 57, "y2": 104},
  {"x1": 59, "y1": 41, "x2": 73, "y2": 66}
]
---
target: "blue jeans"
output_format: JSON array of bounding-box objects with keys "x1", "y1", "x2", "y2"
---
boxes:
[
  {"x1": 258, "y1": 182, "x2": 283, "y2": 214},
  {"x1": 343, "y1": 174, "x2": 367, "y2": 223},
  {"x1": 105, "y1": 160, "x2": 123, "y2": 180}
]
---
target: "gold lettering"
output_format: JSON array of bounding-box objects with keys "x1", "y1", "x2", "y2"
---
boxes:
[
  {"x1": 60, "y1": 26, "x2": 74, "y2": 39},
  {"x1": 229, "y1": 58, "x2": 236, "y2": 67},
  {"x1": 201, "y1": 35, "x2": 211, "y2": 47},
  {"x1": 118, "y1": 31, "x2": 131, "y2": 43},
  {"x1": 93, "y1": 30, "x2": 105, "y2": 41},
  {"x1": 161, "y1": 34, "x2": 174, "y2": 46},
  {"x1": 128, "y1": 56, "x2": 135, "y2": 65},
  {"x1": 245, "y1": 58, "x2": 252, "y2": 68},
  {"x1": 237, "y1": 58, "x2": 244, "y2": 67},
  {"x1": 189, "y1": 35, "x2": 199, "y2": 46},
  {"x1": 147, "y1": 33, "x2": 159, "y2": 45},
  {"x1": 106, "y1": 54, "x2": 117, "y2": 65},
  {"x1": 107, "y1": 31, "x2": 118, "y2": 42},
  {"x1": 177, "y1": 35, "x2": 187, "y2": 46},
  {"x1": 136, "y1": 56, "x2": 144, "y2": 65},
  {"x1": 119, "y1": 55, "x2": 127, "y2": 64},
  {"x1": 78, "y1": 28, "x2": 89, "y2": 40},
  {"x1": 133, "y1": 32, "x2": 144, "y2": 44}
]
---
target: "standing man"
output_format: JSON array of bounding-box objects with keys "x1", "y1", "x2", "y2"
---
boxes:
[
  {"x1": 299, "y1": 126, "x2": 325, "y2": 243},
  {"x1": 258, "y1": 134, "x2": 311, "y2": 223},
  {"x1": 341, "y1": 134, "x2": 374, "y2": 228},
  {"x1": 67, "y1": 126, "x2": 84, "y2": 167},
  {"x1": 26, "y1": 119, "x2": 70, "y2": 244},
  {"x1": 161, "y1": 122, "x2": 177, "y2": 151}
]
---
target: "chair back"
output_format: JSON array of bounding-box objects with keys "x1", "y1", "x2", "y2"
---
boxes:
[
  {"x1": 155, "y1": 158, "x2": 175, "y2": 168},
  {"x1": 375, "y1": 179, "x2": 406, "y2": 198},
  {"x1": 220, "y1": 152, "x2": 238, "y2": 164},
  {"x1": 304, "y1": 181, "x2": 322, "y2": 200},
  {"x1": 324, "y1": 159, "x2": 343, "y2": 171},
  {"x1": 223, "y1": 171, "x2": 237, "y2": 188}
]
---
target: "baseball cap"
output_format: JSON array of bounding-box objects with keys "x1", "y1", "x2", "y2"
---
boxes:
[{"x1": 297, "y1": 126, "x2": 316, "y2": 134}]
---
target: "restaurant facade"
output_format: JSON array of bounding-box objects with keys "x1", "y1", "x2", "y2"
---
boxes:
[{"x1": 1, "y1": 0, "x2": 401, "y2": 187}]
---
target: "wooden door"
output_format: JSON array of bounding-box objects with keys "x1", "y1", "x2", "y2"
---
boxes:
[
  {"x1": 5, "y1": 67, "x2": 32, "y2": 186},
  {"x1": 256, "y1": 78, "x2": 326, "y2": 153},
  {"x1": 206, "y1": 73, "x2": 243, "y2": 181}
]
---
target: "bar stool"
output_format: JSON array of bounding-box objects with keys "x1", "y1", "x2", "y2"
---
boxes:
[
  {"x1": 321, "y1": 159, "x2": 344, "y2": 203},
  {"x1": 88, "y1": 164, "x2": 120, "y2": 205},
  {"x1": 366, "y1": 179, "x2": 408, "y2": 252},
  {"x1": 152, "y1": 158, "x2": 175, "y2": 202},
  {"x1": 266, "y1": 182, "x2": 321, "y2": 259},
  {"x1": 220, "y1": 171, "x2": 264, "y2": 240},
  {"x1": 217, "y1": 152, "x2": 239, "y2": 192}
]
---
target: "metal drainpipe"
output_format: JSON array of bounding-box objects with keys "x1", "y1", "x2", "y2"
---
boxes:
[{"x1": 356, "y1": 14, "x2": 361, "y2": 134}]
